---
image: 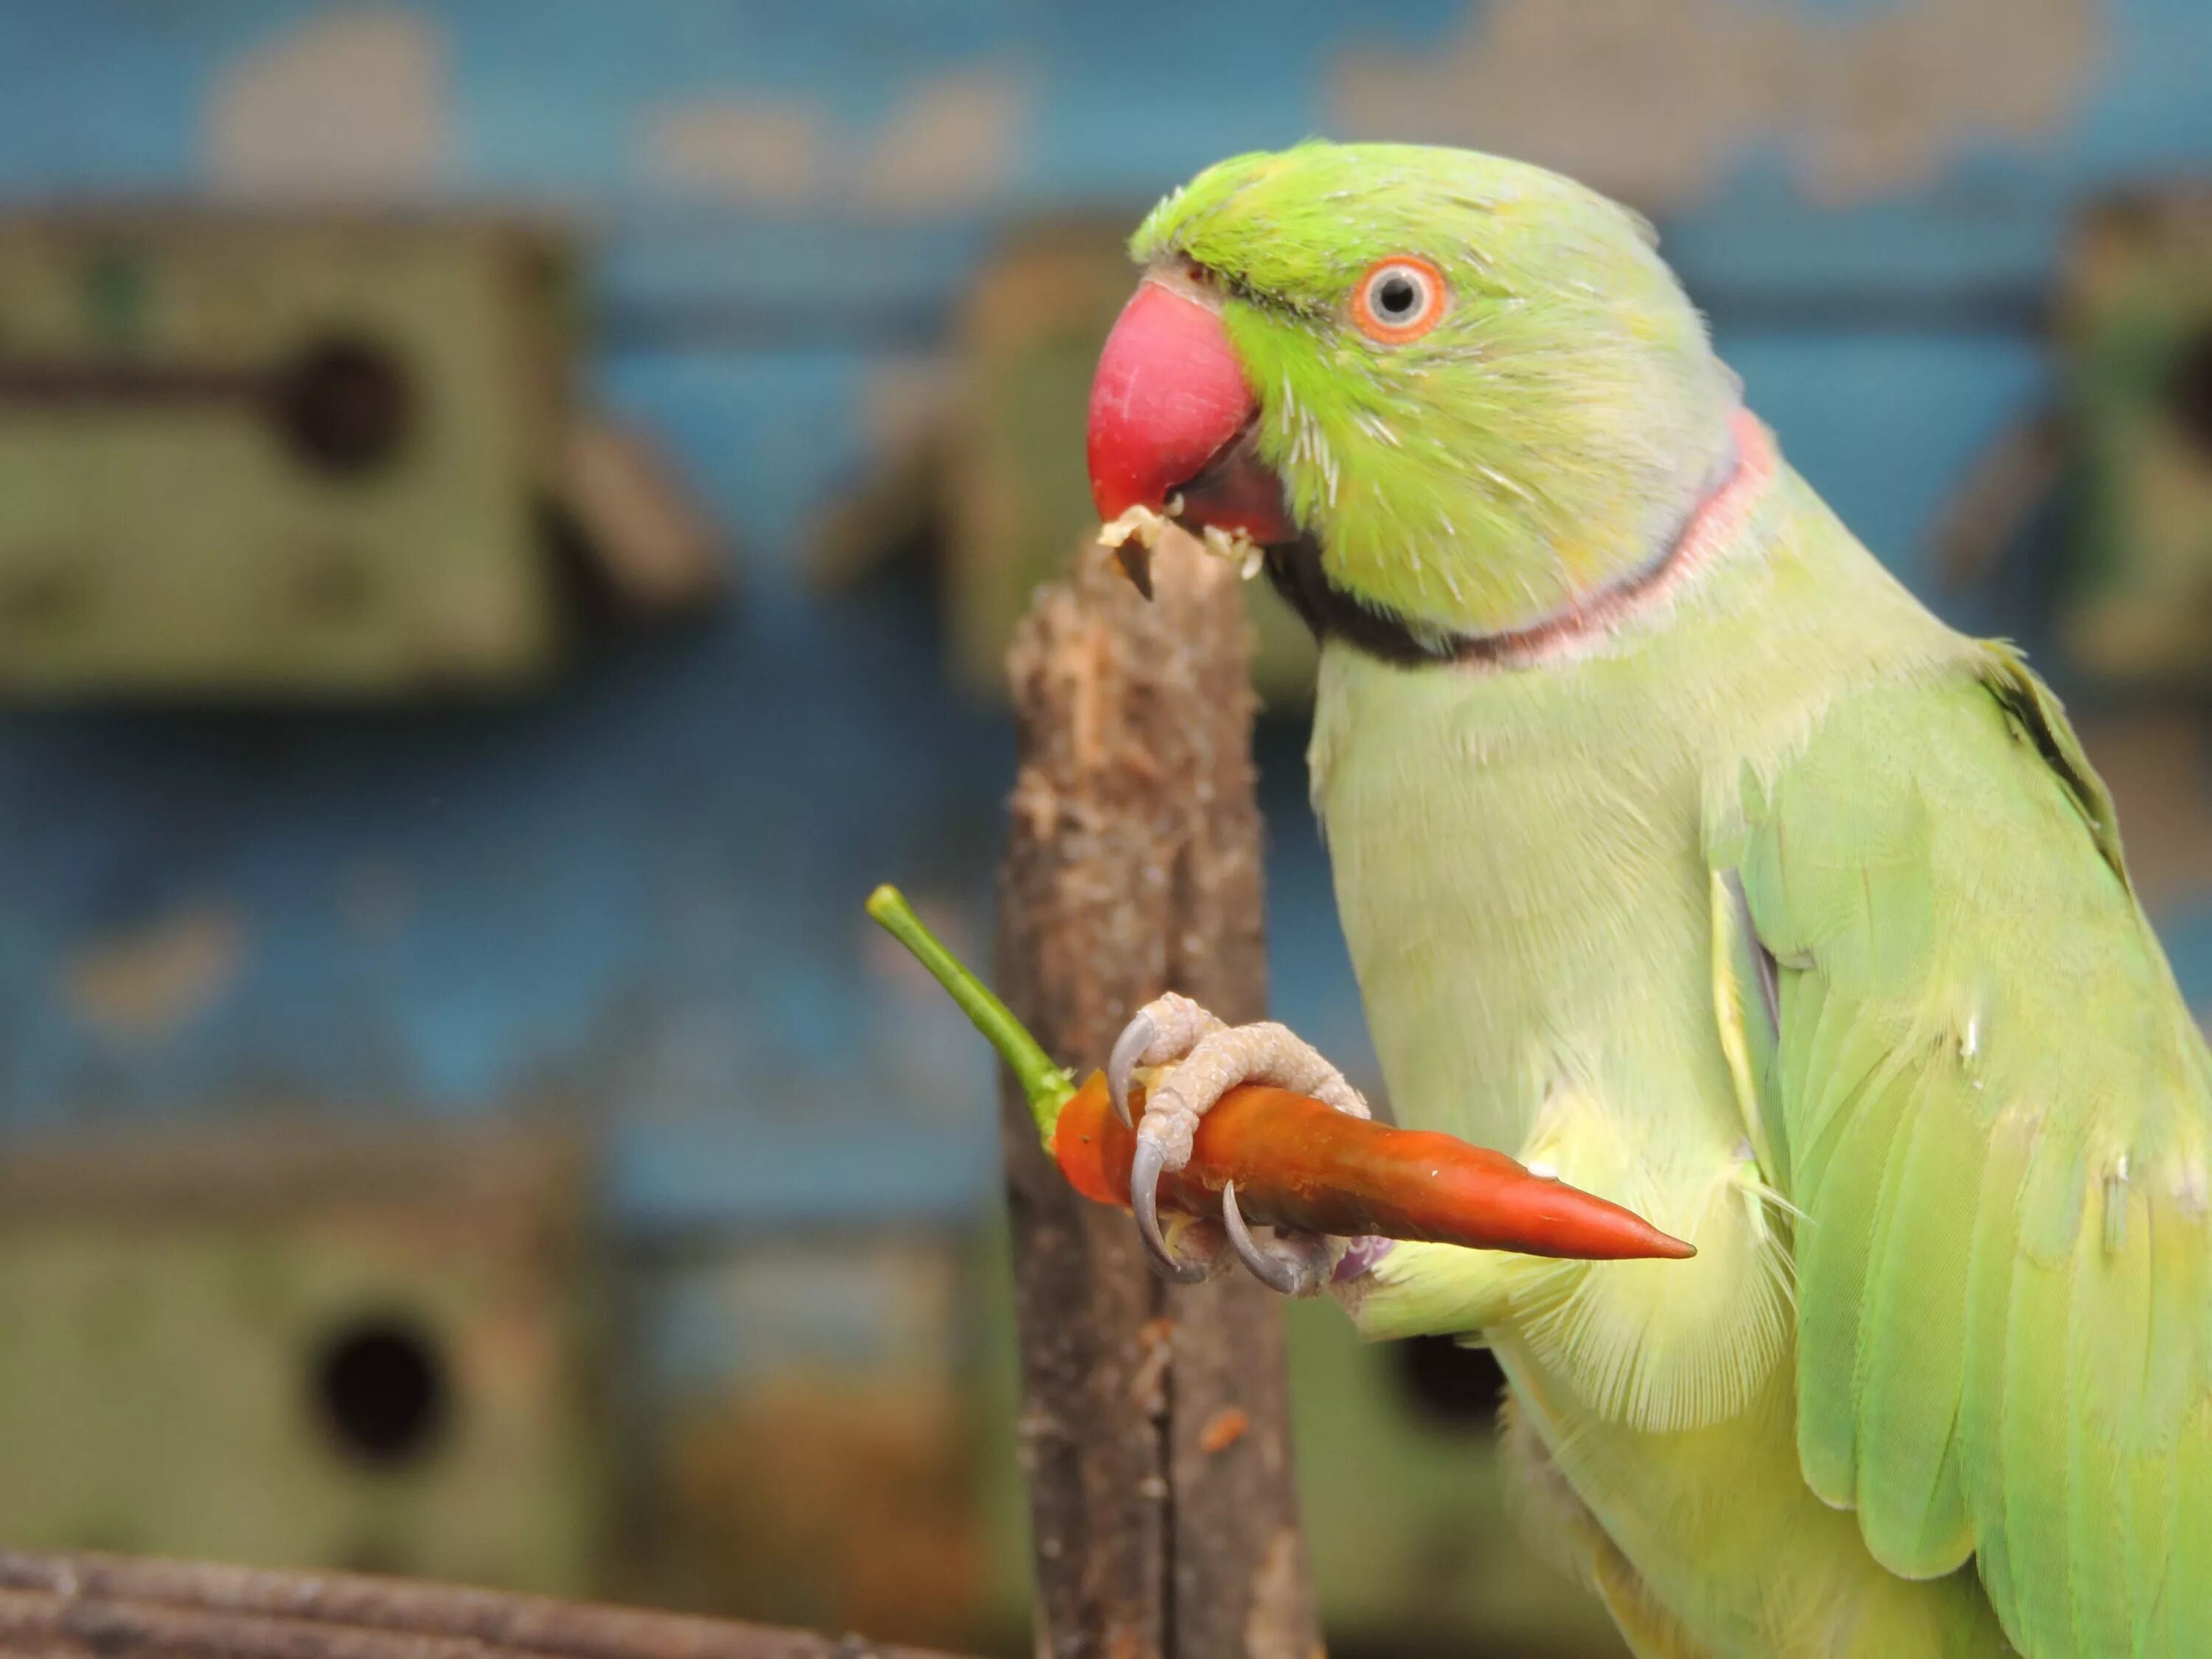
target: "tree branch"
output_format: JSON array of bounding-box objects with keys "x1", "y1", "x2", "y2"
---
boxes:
[{"x1": 996, "y1": 534, "x2": 1321, "y2": 1659}]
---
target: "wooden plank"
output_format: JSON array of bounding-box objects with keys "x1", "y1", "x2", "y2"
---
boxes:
[{"x1": 0, "y1": 1553, "x2": 969, "y2": 1659}]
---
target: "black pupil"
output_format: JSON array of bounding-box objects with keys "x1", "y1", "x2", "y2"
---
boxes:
[{"x1": 1377, "y1": 274, "x2": 1419, "y2": 318}]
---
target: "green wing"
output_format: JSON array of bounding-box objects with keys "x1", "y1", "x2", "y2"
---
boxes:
[{"x1": 1719, "y1": 644, "x2": 2212, "y2": 1659}]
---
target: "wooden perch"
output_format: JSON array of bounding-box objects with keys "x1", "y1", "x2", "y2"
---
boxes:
[
  {"x1": 0, "y1": 1551, "x2": 970, "y2": 1659},
  {"x1": 996, "y1": 532, "x2": 1321, "y2": 1659}
]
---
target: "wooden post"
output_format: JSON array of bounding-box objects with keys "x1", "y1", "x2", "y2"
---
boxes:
[{"x1": 996, "y1": 534, "x2": 1322, "y2": 1659}]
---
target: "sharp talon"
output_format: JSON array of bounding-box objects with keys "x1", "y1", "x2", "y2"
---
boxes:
[
  {"x1": 1133, "y1": 1138, "x2": 1205, "y2": 1284},
  {"x1": 1222, "y1": 1180, "x2": 1312, "y2": 1297},
  {"x1": 1108, "y1": 1012, "x2": 1155, "y2": 1129}
]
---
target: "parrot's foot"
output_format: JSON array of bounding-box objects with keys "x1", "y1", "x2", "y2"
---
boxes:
[{"x1": 1107, "y1": 992, "x2": 1368, "y2": 1292}]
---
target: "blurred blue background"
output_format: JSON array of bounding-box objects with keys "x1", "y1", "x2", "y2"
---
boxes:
[{"x1": 0, "y1": 3, "x2": 2208, "y2": 1655}]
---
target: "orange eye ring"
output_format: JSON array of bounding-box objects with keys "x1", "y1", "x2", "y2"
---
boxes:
[{"x1": 1351, "y1": 255, "x2": 1448, "y2": 344}]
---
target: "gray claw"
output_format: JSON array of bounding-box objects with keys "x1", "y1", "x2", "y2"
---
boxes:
[
  {"x1": 1132, "y1": 1137, "x2": 1206, "y2": 1284},
  {"x1": 1222, "y1": 1181, "x2": 1321, "y2": 1298},
  {"x1": 1107, "y1": 1011, "x2": 1155, "y2": 1129}
]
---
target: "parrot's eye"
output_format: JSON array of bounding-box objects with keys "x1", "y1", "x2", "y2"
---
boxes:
[{"x1": 1352, "y1": 257, "x2": 1447, "y2": 344}]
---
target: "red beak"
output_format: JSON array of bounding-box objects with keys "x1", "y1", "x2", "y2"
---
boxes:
[{"x1": 1086, "y1": 276, "x2": 1295, "y2": 553}]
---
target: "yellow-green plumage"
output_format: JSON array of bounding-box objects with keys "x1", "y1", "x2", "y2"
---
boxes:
[{"x1": 1135, "y1": 142, "x2": 2212, "y2": 1657}]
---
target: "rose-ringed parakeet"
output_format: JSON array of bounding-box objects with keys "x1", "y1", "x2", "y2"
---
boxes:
[{"x1": 1082, "y1": 141, "x2": 2212, "y2": 1658}]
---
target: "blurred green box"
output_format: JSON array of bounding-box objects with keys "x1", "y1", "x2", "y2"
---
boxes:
[
  {"x1": 0, "y1": 1125, "x2": 602, "y2": 1590},
  {"x1": 2059, "y1": 190, "x2": 2212, "y2": 685},
  {"x1": 0, "y1": 212, "x2": 579, "y2": 697}
]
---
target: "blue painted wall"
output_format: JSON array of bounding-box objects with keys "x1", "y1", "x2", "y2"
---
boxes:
[{"x1": 1, "y1": 0, "x2": 2208, "y2": 1253}]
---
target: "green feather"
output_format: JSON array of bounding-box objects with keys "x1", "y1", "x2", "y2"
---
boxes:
[
  {"x1": 1856, "y1": 1067, "x2": 1979, "y2": 1576},
  {"x1": 1731, "y1": 653, "x2": 2212, "y2": 1655}
]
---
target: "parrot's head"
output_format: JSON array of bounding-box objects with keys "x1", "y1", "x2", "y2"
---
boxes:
[{"x1": 1086, "y1": 142, "x2": 1743, "y2": 655}]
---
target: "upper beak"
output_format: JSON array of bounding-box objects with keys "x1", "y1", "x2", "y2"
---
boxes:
[{"x1": 1085, "y1": 271, "x2": 1295, "y2": 594}]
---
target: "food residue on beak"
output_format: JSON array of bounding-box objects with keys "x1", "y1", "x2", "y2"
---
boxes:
[{"x1": 1096, "y1": 495, "x2": 1265, "y2": 599}]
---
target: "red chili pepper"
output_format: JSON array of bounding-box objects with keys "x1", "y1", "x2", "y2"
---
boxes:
[
  {"x1": 1051, "y1": 1071, "x2": 1689, "y2": 1260},
  {"x1": 866, "y1": 886, "x2": 1693, "y2": 1263}
]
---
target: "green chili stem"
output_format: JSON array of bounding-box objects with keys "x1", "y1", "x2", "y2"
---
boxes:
[{"x1": 866, "y1": 884, "x2": 1074, "y2": 1142}]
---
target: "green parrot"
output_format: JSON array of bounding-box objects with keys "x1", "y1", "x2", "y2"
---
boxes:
[{"x1": 1081, "y1": 141, "x2": 2212, "y2": 1658}]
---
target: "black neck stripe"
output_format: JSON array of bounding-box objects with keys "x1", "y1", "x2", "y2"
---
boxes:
[
  {"x1": 1262, "y1": 429, "x2": 1746, "y2": 669},
  {"x1": 1262, "y1": 535, "x2": 1450, "y2": 667}
]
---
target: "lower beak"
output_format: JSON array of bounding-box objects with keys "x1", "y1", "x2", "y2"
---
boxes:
[{"x1": 1112, "y1": 541, "x2": 1155, "y2": 599}]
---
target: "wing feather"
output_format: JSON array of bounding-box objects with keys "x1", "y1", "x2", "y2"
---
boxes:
[{"x1": 1723, "y1": 646, "x2": 2212, "y2": 1658}]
